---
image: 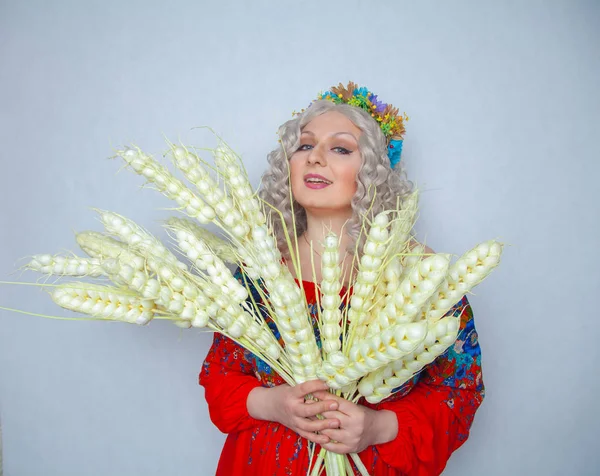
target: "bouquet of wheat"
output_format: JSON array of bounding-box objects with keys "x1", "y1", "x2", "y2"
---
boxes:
[{"x1": 12, "y1": 139, "x2": 502, "y2": 476}]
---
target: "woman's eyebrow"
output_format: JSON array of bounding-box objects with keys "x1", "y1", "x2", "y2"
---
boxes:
[
  {"x1": 301, "y1": 130, "x2": 357, "y2": 141},
  {"x1": 332, "y1": 132, "x2": 358, "y2": 142}
]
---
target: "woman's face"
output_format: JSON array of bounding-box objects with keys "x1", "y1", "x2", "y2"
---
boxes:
[{"x1": 289, "y1": 111, "x2": 362, "y2": 215}]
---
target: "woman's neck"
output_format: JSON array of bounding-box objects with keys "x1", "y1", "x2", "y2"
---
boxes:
[
  {"x1": 285, "y1": 208, "x2": 357, "y2": 286},
  {"x1": 302, "y1": 208, "x2": 354, "y2": 254}
]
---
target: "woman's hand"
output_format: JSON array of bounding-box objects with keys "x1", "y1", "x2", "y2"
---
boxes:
[
  {"x1": 311, "y1": 391, "x2": 399, "y2": 454},
  {"x1": 247, "y1": 380, "x2": 341, "y2": 445}
]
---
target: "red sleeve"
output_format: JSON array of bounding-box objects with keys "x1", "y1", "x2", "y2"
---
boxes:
[
  {"x1": 198, "y1": 332, "x2": 265, "y2": 434},
  {"x1": 366, "y1": 297, "x2": 484, "y2": 475}
]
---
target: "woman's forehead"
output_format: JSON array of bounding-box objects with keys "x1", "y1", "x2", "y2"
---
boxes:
[{"x1": 302, "y1": 111, "x2": 361, "y2": 139}]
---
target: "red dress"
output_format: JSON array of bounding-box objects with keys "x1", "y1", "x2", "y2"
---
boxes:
[{"x1": 199, "y1": 269, "x2": 485, "y2": 475}]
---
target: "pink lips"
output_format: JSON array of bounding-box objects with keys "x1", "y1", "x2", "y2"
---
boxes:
[{"x1": 304, "y1": 173, "x2": 332, "y2": 190}]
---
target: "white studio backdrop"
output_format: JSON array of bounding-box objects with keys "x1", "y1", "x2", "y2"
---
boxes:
[{"x1": 0, "y1": 1, "x2": 598, "y2": 475}]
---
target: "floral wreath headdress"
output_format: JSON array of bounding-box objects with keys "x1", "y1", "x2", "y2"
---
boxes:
[{"x1": 293, "y1": 81, "x2": 409, "y2": 169}]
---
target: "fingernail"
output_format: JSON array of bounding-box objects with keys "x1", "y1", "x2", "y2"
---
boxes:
[
  {"x1": 329, "y1": 403, "x2": 337, "y2": 410},
  {"x1": 330, "y1": 421, "x2": 337, "y2": 428}
]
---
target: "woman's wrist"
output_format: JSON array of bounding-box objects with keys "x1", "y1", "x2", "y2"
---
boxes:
[
  {"x1": 246, "y1": 386, "x2": 272, "y2": 421},
  {"x1": 369, "y1": 408, "x2": 399, "y2": 446}
]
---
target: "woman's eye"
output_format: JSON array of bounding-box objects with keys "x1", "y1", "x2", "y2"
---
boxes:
[
  {"x1": 297, "y1": 144, "x2": 313, "y2": 151},
  {"x1": 333, "y1": 147, "x2": 352, "y2": 155}
]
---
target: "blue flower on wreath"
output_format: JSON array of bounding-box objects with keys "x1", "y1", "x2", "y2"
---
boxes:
[
  {"x1": 387, "y1": 139, "x2": 403, "y2": 169},
  {"x1": 353, "y1": 86, "x2": 370, "y2": 98}
]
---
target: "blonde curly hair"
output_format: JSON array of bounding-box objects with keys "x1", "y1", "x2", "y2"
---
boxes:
[{"x1": 258, "y1": 100, "x2": 414, "y2": 257}]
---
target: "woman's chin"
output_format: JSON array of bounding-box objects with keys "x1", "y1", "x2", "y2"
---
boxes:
[{"x1": 295, "y1": 197, "x2": 351, "y2": 214}]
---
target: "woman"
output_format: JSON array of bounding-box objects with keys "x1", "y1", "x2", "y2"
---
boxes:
[{"x1": 199, "y1": 83, "x2": 484, "y2": 475}]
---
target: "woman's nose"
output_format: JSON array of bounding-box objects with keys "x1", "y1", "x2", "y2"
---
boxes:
[{"x1": 307, "y1": 145, "x2": 326, "y2": 166}]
